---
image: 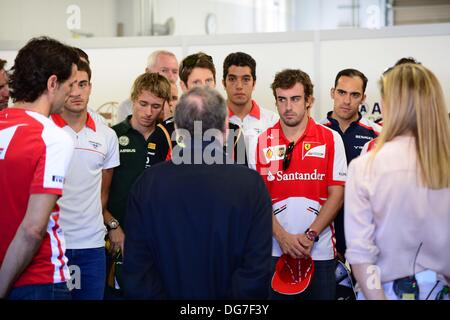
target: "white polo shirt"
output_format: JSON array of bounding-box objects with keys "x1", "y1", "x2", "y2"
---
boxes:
[
  {"x1": 228, "y1": 100, "x2": 279, "y2": 169},
  {"x1": 52, "y1": 113, "x2": 120, "y2": 249}
]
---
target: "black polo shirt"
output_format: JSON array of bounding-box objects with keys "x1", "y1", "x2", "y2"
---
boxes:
[{"x1": 107, "y1": 116, "x2": 170, "y2": 226}]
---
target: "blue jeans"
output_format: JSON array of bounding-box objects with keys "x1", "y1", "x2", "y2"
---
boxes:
[
  {"x1": 270, "y1": 257, "x2": 336, "y2": 300},
  {"x1": 65, "y1": 247, "x2": 106, "y2": 300},
  {"x1": 8, "y1": 282, "x2": 71, "y2": 300}
]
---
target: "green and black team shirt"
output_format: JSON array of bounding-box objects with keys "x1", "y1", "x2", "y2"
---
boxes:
[{"x1": 107, "y1": 115, "x2": 170, "y2": 227}]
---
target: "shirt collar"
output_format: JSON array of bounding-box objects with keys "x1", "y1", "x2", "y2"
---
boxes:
[
  {"x1": 122, "y1": 115, "x2": 134, "y2": 132},
  {"x1": 327, "y1": 110, "x2": 363, "y2": 128},
  {"x1": 51, "y1": 112, "x2": 97, "y2": 131},
  {"x1": 228, "y1": 100, "x2": 261, "y2": 120}
]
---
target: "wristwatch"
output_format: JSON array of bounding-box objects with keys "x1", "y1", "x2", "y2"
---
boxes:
[
  {"x1": 106, "y1": 218, "x2": 120, "y2": 231},
  {"x1": 305, "y1": 228, "x2": 319, "y2": 242}
]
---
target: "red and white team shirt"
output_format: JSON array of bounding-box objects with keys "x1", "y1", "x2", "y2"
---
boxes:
[
  {"x1": 0, "y1": 108, "x2": 73, "y2": 287},
  {"x1": 228, "y1": 100, "x2": 279, "y2": 168},
  {"x1": 256, "y1": 117, "x2": 347, "y2": 260}
]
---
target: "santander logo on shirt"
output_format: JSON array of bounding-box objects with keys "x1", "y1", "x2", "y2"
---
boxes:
[{"x1": 267, "y1": 169, "x2": 326, "y2": 182}]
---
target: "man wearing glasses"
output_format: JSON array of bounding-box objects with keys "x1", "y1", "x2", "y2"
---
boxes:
[{"x1": 256, "y1": 69, "x2": 347, "y2": 300}]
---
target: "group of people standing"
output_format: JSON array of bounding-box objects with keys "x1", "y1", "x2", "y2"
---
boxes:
[{"x1": 0, "y1": 36, "x2": 449, "y2": 301}]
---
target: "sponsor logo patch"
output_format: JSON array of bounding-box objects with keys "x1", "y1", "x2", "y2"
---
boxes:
[
  {"x1": 355, "y1": 135, "x2": 372, "y2": 140},
  {"x1": 267, "y1": 170, "x2": 275, "y2": 182},
  {"x1": 52, "y1": 175, "x2": 65, "y2": 183},
  {"x1": 118, "y1": 136, "x2": 129, "y2": 146},
  {"x1": 263, "y1": 145, "x2": 288, "y2": 162},
  {"x1": 88, "y1": 140, "x2": 102, "y2": 149},
  {"x1": 120, "y1": 148, "x2": 136, "y2": 153},
  {"x1": 302, "y1": 142, "x2": 326, "y2": 160},
  {"x1": 267, "y1": 169, "x2": 326, "y2": 182},
  {"x1": 148, "y1": 142, "x2": 156, "y2": 150}
]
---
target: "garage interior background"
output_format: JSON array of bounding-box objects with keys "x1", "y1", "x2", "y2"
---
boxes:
[{"x1": 1, "y1": 0, "x2": 449, "y2": 125}]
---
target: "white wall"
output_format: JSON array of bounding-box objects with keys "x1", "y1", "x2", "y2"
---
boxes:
[
  {"x1": 319, "y1": 35, "x2": 450, "y2": 119},
  {"x1": 153, "y1": 0, "x2": 287, "y2": 35},
  {"x1": 85, "y1": 46, "x2": 183, "y2": 107},
  {"x1": 0, "y1": 0, "x2": 290, "y2": 40},
  {"x1": 0, "y1": 0, "x2": 117, "y2": 40}
]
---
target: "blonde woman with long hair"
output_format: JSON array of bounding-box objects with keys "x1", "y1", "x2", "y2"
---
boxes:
[{"x1": 344, "y1": 63, "x2": 450, "y2": 300}]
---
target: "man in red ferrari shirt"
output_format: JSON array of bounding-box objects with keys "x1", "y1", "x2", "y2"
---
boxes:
[{"x1": 256, "y1": 69, "x2": 347, "y2": 300}]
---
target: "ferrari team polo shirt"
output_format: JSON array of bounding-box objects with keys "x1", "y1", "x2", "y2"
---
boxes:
[{"x1": 256, "y1": 118, "x2": 347, "y2": 260}]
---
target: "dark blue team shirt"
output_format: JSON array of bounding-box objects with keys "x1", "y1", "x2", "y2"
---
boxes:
[{"x1": 321, "y1": 111, "x2": 381, "y2": 164}]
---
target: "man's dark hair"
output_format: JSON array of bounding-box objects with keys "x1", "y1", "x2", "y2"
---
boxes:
[
  {"x1": 77, "y1": 60, "x2": 91, "y2": 81},
  {"x1": 175, "y1": 87, "x2": 226, "y2": 136},
  {"x1": 271, "y1": 69, "x2": 314, "y2": 101},
  {"x1": 394, "y1": 57, "x2": 420, "y2": 66},
  {"x1": 74, "y1": 47, "x2": 90, "y2": 64},
  {"x1": 179, "y1": 52, "x2": 215, "y2": 86},
  {"x1": 383, "y1": 57, "x2": 421, "y2": 77},
  {"x1": 334, "y1": 69, "x2": 368, "y2": 93},
  {"x1": 222, "y1": 52, "x2": 256, "y2": 81},
  {"x1": 9, "y1": 36, "x2": 79, "y2": 103},
  {"x1": 0, "y1": 58, "x2": 6, "y2": 70}
]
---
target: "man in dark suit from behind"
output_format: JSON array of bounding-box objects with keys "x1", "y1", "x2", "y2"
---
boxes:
[{"x1": 122, "y1": 86, "x2": 273, "y2": 299}]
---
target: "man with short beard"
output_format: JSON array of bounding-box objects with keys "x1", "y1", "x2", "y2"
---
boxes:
[
  {"x1": 319, "y1": 69, "x2": 380, "y2": 261},
  {"x1": 256, "y1": 69, "x2": 347, "y2": 300}
]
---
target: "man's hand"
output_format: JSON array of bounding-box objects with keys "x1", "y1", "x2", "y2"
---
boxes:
[
  {"x1": 108, "y1": 226, "x2": 125, "y2": 255},
  {"x1": 297, "y1": 234, "x2": 314, "y2": 257},
  {"x1": 0, "y1": 194, "x2": 59, "y2": 298},
  {"x1": 277, "y1": 232, "x2": 308, "y2": 259}
]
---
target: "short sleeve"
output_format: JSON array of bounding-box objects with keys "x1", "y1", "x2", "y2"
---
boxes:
[
  {"x1": 30, "y1": 125, "x2": 74, "y2": 195},
  {"x1": 327, "y1": 130, "x2": 347, "y2": 185},
  {"x1": 102, "y1": 125, "x2": 120, "y2": 169}
]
